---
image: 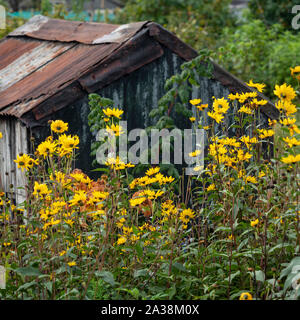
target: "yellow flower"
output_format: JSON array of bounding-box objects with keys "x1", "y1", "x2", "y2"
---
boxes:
[
  {"x1": 275, "y1": 100, "x2": 297, "y2": 116},
  {"x1": 69, "y1": 190, "x2": 87, "y2": 207},
  {"x1": 145, "y1": 167, "x2": 160, "y2": 176},
  {"x1": 68, "y1": 261, "x2": 76, "y2": 267},
  {"x1": 250, "y1": 98, "x2": 268, "y2": 107},
  {"x1": 238, "y1": 106, "x2": 253, "y2": 115},
  {"x1": 64, "y1": 219, "x2": 74, "y2": 227},
  {"x1": 106, "y1": 123, "x2": 124, "y2": 136},
  {"x1": 103, "y1": 107, "x2": 124, "y2": 119},
  {"x1": 250, "y1": 219, "x2": 259, "y2": 227},
  {"x1": 290, "y1": 66, "x2": 300, "y2": 80},
  {"x1": 189, "y1": 117, "x2": 196, "y2": 122},
  {"x1": 268, "y1": 119, "x2": 277, "y2": 126},
  {"x1": 37, "y1": 140, "x2": 57, "y2": 158},
  {"x1": 117, "y1": 236, "x2": 127, "y2": 245},
  {"x1": 283, "y1": 137, "x2": 300, "y2": 148},
  {"x1": 189, "y1": 149, "x2": 201, "y2": 157},
  {"x1": 228, "y1": 93, "x2": 239, "y2": 100},
  {"x1": 257, "y1": 129, "x2": 274, "y2": 139},
  {"x1": 50, "y1": 120, "x2": 68, "y2": 133},
  {"x1": 206, "y1": 184, "x2": 215, "y2": 192},
  {"x1": 258, "y1": 171, "x2": 265, "y2": 178},
  {"x1": 246, "y1": 80, "x2": 266, "y2": 93},
  {"x1": 196, "y1": 104, "x2": 209, "y2": 111},
  {"x1": 280, "y1": 117, "x2": 296, "y2": 126},
  {"x1": 179, "y1": 208, "x2": 195, "y2": 224},
  {"x1": 14, "y1": 154, "x2": 31, "y2": 171},
  {"x1": 58, "y1": 134, "x2": 79, "y2": 152},
  {"x1": 240, "y1": 136, "x2": 258, "y2": 149},
  {"x1": 239, "y1": 292, "x2": 253, "y2": 300},
  {"x1": 281, "y1": 154, "x2": 300, "y2": 164},
  {"x1": 33, "y1": 182, "x2": 51, "y2": 198},
  {"x1": 237, "y1": 92, "x2": 257, "y2": 103},
  {"x1": 212, "y1": 97, "x2": 230, "y2": 114},
  {"x1": 228, "y1": 234, "x2": 234, "y2": 241},
  {"x1": 0, "y1": 131, "x2": 2, "y2": 139},
  {"x1": 116, "y1": 217, "x2": 126, "y2": 228},
  {"x1": 130, "y1": 197, "x2": 146, "y2": 207},
  {"x1": 274, "y1": 83, "x2": 296, "y2": 101},
  {"x1": 189, "y1": 99, "x2": 201, "y2": 105},
  {"x1": 245, "y1": 176, "x2": 258, "y2": 184},
  {"x1": 207, "y1": 111, "x2": 224, "y2": 124},
  {"x1": 237, "y1": 149, "x2": 252, "y2": 162}
]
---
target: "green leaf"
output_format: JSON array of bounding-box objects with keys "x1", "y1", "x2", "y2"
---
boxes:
[
  {"x1": 133, "y1": 269, "x2": 148, "y2": 278},
  {"x1": 96, "y1": 271, "x2": 116, "y2": 286},
  {"x1": 172, "y1": 262, "x2": 187, "y2": 273},
  {"x1": 135, "y1": 243, "x2": 143, "y2": 258},
  {"x1": 17, "y1": 280, "x2": 37, "y2": 292},
  {"x1": 14, "y1": 267, "x2": 42, "y2": 277}
]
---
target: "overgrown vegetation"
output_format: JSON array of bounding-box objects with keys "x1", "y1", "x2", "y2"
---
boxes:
[{"x1": 0, "y1": 68, "x2": 299, "y2": 299}]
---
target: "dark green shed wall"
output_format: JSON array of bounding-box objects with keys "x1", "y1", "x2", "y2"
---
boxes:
[{"x1": 31, "y1": 46, "x2": 270, "y2": 178}]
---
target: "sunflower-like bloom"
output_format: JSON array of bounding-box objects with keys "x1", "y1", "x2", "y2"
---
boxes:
[
  {"x1": 0, "y1": 131, "x2": 2, "y2": 139},
  {"x1": 290, "y1": 66, "x2": 300, "y2": 80},
  {"x1": 32, "y1": 181, "x2": 51, "y2": 198},
  {"x1": 281, "y1": 154, "x2": 300, "y2": 164},
  {"x1": 179, "y1": 208, "x2": 195, "y2": 224},
  {"x1": 69, "y1": 190, "x2": 87, "y2": 207},
  {"x1": 189, "y1": 99, "x2": 201, "y2": 105},
  {"x1": 274, "y1": 83, "x2": 296, "y2": 101},
  {"x1": 207, "y1": 111, "x2": 224, "y2": 124},
  {"x1": 106, "y1": 123, "x2": 124, "y2": 136},
  {"x1": 240, "y1": 136, "x2": 258, "y2": 149},
  {"x1": 212, "y1": 97, "x2": 230, "y2": 114},
  {"x1": 239, "y1": 292, "x2": 253, "y2": 300},
  {"x1": 250, "y1": 219, "x2": 259, "y2": 227},
  {"x1": 14, "y1": 153, "x2": 32, "y2": 171},
  {"x1": 58, "y1": 134, "x2": 79, "y2": 151},
  {"x1": 50, "y1": 120, "x2": 68, "y2": 133},
  {"x1": 244, "y1": 176, "x2": 258, "y2": 184},
  {"x1": 37, "y1": 140, "x2": 57, "y2": 158},
  {"x1": 283, "y1": 137, "x2": 300, "y2": 148},
  {"x1": 275, "y1": 100, "x2": 297, "y2": 116},
  {"x1": 105, "y1": 156, "x2": 134, "y2": 170},
  {"x1": 238, "y1": 106, "x2": 253, "y2": 115},
  {"x1": 246, "y1": 80, "x2": 266, "y2": 93},
  {"x1": 196, "y1": 104, "x2": 209, "y2": 111},
  {"x1": 189, "y1": 149, "x2": 201, "y2": 157},
  {"x1": 145, "y1": 167, "x2": 160, "y2": 176},
  {"x1": 102, "y1": 107, "x2": 124, "y2": 119},
  {"x1": 257, "y1": 129, "x2": 274, "y2": 139}
]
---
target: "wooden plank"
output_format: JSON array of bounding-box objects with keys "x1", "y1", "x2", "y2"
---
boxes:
[{"x1": 14, "y1": 120, "x2": 28, "y2": 205}]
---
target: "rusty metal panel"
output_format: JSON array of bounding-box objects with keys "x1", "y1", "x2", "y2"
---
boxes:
[
  {"x1": 0, "y1": 42, "x2": 120, "y2": 116},
  {"x1": 78, "y1": 29, "x2": 164, "y2": 93},
  {"x1": 0, "y1": 40, "x2": 75, "y2": 92},
  {"x1": 9, "y1": 15, "x2": 148, "y2": 45},
  {"x1": 0, "y1": 38, "x2": 40, "y2": 70}
]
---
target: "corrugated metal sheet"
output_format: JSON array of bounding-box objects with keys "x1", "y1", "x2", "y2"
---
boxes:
[
  {"x1": 0, "y1": 15, "x2": 278, "y2": 124},
  {"x1": 9, "y1": 15, "x2": 148, "y2": 45}
]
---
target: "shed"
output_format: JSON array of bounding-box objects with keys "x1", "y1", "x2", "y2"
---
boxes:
[{"x1": 0, "y1": 15, "x2": 278, "y2": 203}]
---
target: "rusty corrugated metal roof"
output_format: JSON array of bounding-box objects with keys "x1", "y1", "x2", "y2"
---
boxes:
[{"x1": 0, "y1": 16, "x2": 278, "y2": 125}]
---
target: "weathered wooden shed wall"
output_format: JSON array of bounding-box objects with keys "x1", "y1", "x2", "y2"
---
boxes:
[
  {"x1": 0, "y1": 117, "x2": 28, "y2": 203},
  {"x1": 30, "y1": 45, "x2": 271, "y2": 179},
  {"x1": 30, "y1": 47, "x2": 186, "y2": 178}
]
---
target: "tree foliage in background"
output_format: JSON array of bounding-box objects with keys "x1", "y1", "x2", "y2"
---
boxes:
[
  {"x1": 113, "y1": 0, "x2": 235, "y2": 51},
  {"x1": 248, "y1": 0, "x2": 299, "y2": 31},
  {"x1": 215, "y1": 18, "x2": 300, "y2": 99}
]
